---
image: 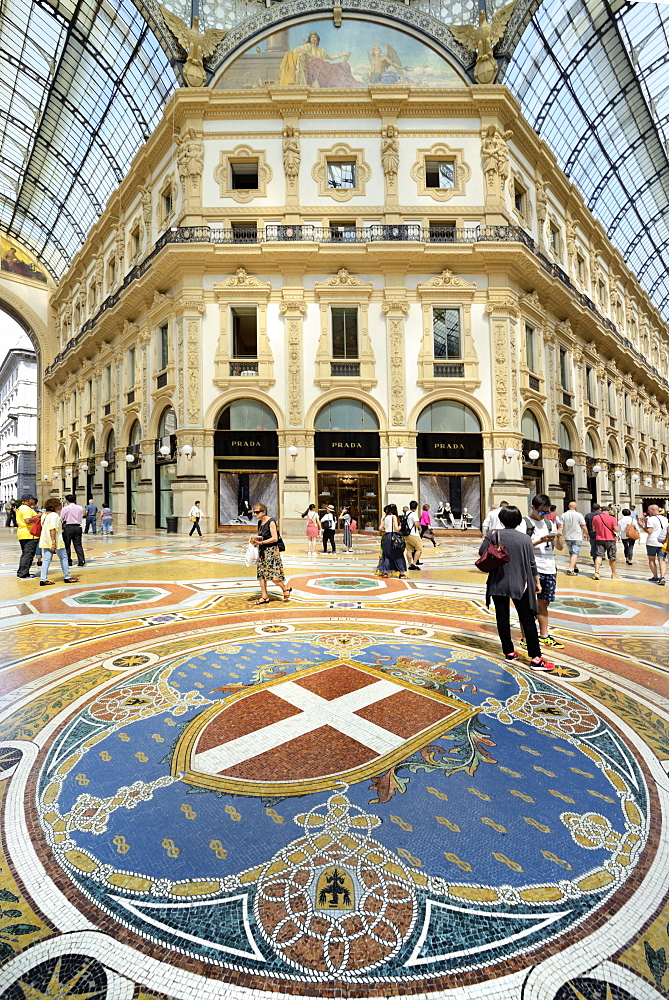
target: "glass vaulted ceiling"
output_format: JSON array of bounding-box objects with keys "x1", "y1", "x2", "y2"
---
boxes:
[
  {"x1": 0, "y1": 0, "x2": 177, "y2": 280},
  {"x1": 503, "y1": 0, "x2": 669, "y2": 319}
]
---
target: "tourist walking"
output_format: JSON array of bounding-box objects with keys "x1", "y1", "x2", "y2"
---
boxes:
[
  {"x1": 189, "y1": 501, "x2": 204, "y2": 536},
  {"x1": 39, "y1": 498, "x2": 79, "y2": 586},
  {"x1": 84, "y1": 498, "x2": 98, "y2": 533},
  {"x1": 592, "y1": 506, "x2": 620, "y2": 580},
  {"x1": 61, "y1": 494, "x2": 86, "y2": 566},
  {"x1": 403, "y1": 500, "x2": 423, "y2": 570},
  {"x1": 523, "y1": 494, "x2": 563, "y2": 651},
  {"x1": 561, "y1": 500, "x2": 588, "y2": 575},
  {"x1": 251, "y1": 503, "x2": 291, "y2": 604},
  {"x1": 420, "y1": 504, "x2": 437, "y2": 546},
  {"x1": 378, "y1": 504, "x2": 407, "y2": 578},
  {"x1": 320, "y1": 505, "x2": 337, "y2": 552},
  {"x1": 16, "y1": 492, "x2": 39, "y2": 578},
  {"x1": 99, "y1": 505, "x2": 113, "y2": 534},
  {"x1": 297, "y1": 504, "x2": 320, "y2": 556},
  {"x1": 478, "y1": 505, "x2": 554, "y2": 672},
  {"x1": 639, "y1": 504, "x2": 668, "y2": 585},
  {"x1": 5, "y1": 500, "x2": 17, "y2": 528},
  {"x1": 482, "y1": 502, "x2": 509, "y2": 534},
  {"x1": 584, "y1": 503, "x2": 601, "y2": 562},
  {"x1": 340, "y1": 506, "x2": 354, "y2": 551},
  {"x1": 618, "y1": 508, "x2": 638, "y2": 565}
]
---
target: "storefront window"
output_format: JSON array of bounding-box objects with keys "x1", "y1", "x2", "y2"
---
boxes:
[{"x1": 417, "y1": 401, "x2": 482, "y2": 528}]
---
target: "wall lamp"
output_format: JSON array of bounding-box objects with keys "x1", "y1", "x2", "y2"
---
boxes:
[
  {"x1": 181, "y1": 443, "x2": 194, "y2": 461},
  {"x1": 288, "y1": 445, "x2": 299, "y2": 458},
  {"x1": 592, "y1": 464, "x2": 602, "y2": 474},
  {"x1": 631, "y1": 474, "x2": 639, "y2": 483},
  {"x1": 81, "y1": 463, "x2": 89, "y2": 472},
  {"x1": 644, "y1": 476, "x2": 652, "y2": 485},
  {"x1": 125, "y1": 453, "x2": 138, "y2": 464},
  {"x1": 395, "y1": 446, "x2": 406, "y2": 460},
  {"x1": 502, "y1": 447, "x2": 517, "y2": 463},
  {"x1": 527, "y1": 449, "x2": 540, "y2": 462},
  {"x1": 159, "y1": 444, "x2": 171, "y2": 457},
  {"x1": 614, "y1": 469, "x2": 623, "y2": 479},
  {"x1": 100, "y1": 459, "x2": 109, "y2": 468},
  {"x1": 565, "y1": 457, "x2": 576, "y2": 468}
]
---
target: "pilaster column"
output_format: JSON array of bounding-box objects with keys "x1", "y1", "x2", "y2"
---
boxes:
[
  {"x1": 280, "y1": 291, "x2": 307, "y2": 428},
  {"x1": 382, "y1": 290, "x2": 409, "y2": 429}
]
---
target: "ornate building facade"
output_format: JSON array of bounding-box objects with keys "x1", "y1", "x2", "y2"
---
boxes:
[{"x1": 31, "y1": 5, "x2": 669, "y2": 530}]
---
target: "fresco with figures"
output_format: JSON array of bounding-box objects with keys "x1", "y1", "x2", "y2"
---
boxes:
[
  {"x1": 215, "y1": 18, "x2": 466, "y2": 90},
  {"x1": 0, "y1": 234, "x2": 47, "y2": 284}
]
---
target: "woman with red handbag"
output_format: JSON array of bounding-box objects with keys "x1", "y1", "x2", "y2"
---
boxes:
[{"x1": 477, "y1": 505, "x2": 554, "y2": 672}]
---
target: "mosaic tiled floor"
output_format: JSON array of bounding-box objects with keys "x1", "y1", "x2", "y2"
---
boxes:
[{"x1": 1, "y1": 528, "x2": 668, "y2": 1000}]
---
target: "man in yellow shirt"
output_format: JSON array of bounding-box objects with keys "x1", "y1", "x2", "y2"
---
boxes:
[{"x1": 16, "y1": 492, "x2": 39, "y2": 578}]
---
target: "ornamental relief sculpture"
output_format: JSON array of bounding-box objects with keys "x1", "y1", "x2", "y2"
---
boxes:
[
  {"x1": 280, "y1": 296, "x2": 307, "y2": 427},
  {"x1": 213, "y1": 269, "x2": 274, "y2": 389},
  {"x1": 480, "y1": 125, "x2": 511, "y2": 199},
  {"x1": 176, "y1": 128, "x2": 205, "y2": 202}
]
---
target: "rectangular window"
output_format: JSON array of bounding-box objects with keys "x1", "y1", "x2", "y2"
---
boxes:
[
  {"x1": 586, "y1": 365, "x2": 594, "y2": 404},
  {"x1": 327, "y1": 161, "x2": 356, "y2": 189},
  {"x1": 514, "y1": 184, "x2": 526, "y2": 215},
  {"x1": 128, "y1": 347, "x2": 136, "y2": 388},
  {"x1": 87, "y1": 379, "x2": 92, "y2": 411},
  {"x1": 432, "y1": 308, "x2": 461, "y2": 359},
  {"x1": 525, "y1": 324, "x2": 535, "y2": 372},
  {"x1": 576, "y1": 255, "x2": 585, "y2": 281},
  {"x1": 108, "y1": 258, "x2": 116, "y2": 286},
  {"x1": 607, "y1": 380, "x2": 615, "y2": 413},
  {"x1": 331, "y1": 308, "x2": 358, "y2": 359},
  {"x1": 429, "y1": 220, "x2": 456, "y2": 242},
  {"x1": 159, "y1": 324, "x2": 169, "y2": 371},
  {"x1": 72, "y1": 391, "x2": 77, "y2": 416},
  {"x1": 231, "y1": 306, "x2": 258, "y2": 358},
  {"x1": 163, "y1": 190, "x2": 173, "y2": 218},
  {"x1": 598, "y1": 280, "x2": 606, "y2": 305},
  {"x1": 329, "y1": 222, "x2": 357, "y2": 242},
  {"x1": 559, "y1": 348, "x2": 569, "y2": 390},
  {"x1": 104, "y1": 365, "x2": 111, "y2": 401},
  {"x1": 549, "y1": 225, "x2": 560, "y2": 253},
  {"x1": 131, "y1": 226, "x2": 140, "y2": 256},
  {"x1": 425, "y1": 160, "x2": 455, "y2": 189},
  {"x1": 624, "y1": 392, "x2": 631, "y2": 423},
  {"x1": 230, "y1": 161, "x2": 259, "y2": 190}
]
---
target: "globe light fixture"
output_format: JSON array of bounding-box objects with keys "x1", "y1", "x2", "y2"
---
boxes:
[
  {"x1": 181, "y1": 443, "x2": 193, "y2": 457},
  {"x1": 159, "y1": 444, "x2": 171, "y2": 457},
  {"x1": 125, "y1": 453, "x2": 135, "y2": 463},
  {"x1": 288, "y1": 445, "x2": 299, "y2": 458},
  {"x1": 631, "y1": 473, "x2": 639, "y2": 483},
  {"x1": 81, "y1": 463, "x2": 88, "y2": 472},
  {"x1": 528, "y1": 449, "x2": 540, "y2": 461},
  {"x1": 614, "y1": 469, "x2": 623, "y2": 478},
  {"x1": 43, "y1": 475, "x2": 50, "y2": 481},
  {"x1": 395, "y1": 446, "x2": 405, "y2": 459},
  {"x1": 659, "y1": 479, "x2": 665, "y2": 488},
  {"x1": 644, "y1": 476, "x2": 652, "y2": 485},
  {"x1": 592, "y1": 464, "x2": 601, "y2": 474},
  {"x1": 503, "y1": 447, "x2": 516, "y2": 463},
  {"x1": 100, "y1": 459, "x2": 108, "y2": 468},
  {"x1": 65, "y1": 467, "x2": 72, "y2": 476},
  {"x1": 566, "y1": 457, "x2": 576, "y2": 468},
  {"x1": 52, "y1": 472, "x2": 59, "y2": 479}
]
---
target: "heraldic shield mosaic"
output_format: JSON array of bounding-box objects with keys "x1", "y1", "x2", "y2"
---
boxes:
[{"x1": 26, "y1": 628, "x2": 655, "y2": 991}]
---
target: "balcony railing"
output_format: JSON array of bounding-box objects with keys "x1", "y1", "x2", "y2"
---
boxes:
[
  {"x1": 434, "y1": 362, "x2": 465, "y2": 378},
  {"x1": 44, "y1": 224, "x2": 669, "y2": 398},
  {"x1": 330, "y1": 361, "x2": 361, "y2": 377},
  {"x1": 229, "y1": 360, "x2": 259, "y2": 376}
]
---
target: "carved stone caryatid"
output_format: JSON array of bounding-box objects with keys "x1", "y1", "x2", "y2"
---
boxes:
[
  {"x1": 480, "y1": 124, "x2": 512, "y2": 202},
  {"x1": 176, "y1": 128, "x2": 204, "y2": 203},
  {"x1": 382, "y1": 292, "x2": 409, "y2": 427},
  {"x1": 535, "y1": 178, "x2": 547, "y2": 245},
  {"x1": 282, "y1": 127, "x2": 301, "y2": 202},
  {"x1": 280, "y1": 294, "x2": 307, "y2": 427},
  {"x1": 565, "y1": 218, "x2": 577, "y2": 268},
  {"x1": 139, "y1": 185, "x2": 152, "y2": 227},
  {"x1": 381, "y1": 124, "x2": 399, "y2": 202}
]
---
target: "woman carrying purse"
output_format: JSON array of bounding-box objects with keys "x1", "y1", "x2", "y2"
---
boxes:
[{"x1": 378, "y1": 503, "x2": 407, "y2": 578}]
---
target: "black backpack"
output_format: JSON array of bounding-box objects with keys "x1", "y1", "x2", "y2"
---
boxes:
[
  {"x1": 399, "y1": 512, "x2": 412, "y2": 536},
  {"x1": 523, "y1": 516, "x2": 535, "y2": 537}
]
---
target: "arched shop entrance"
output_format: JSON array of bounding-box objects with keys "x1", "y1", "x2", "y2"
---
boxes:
[
  {"x1": 417, "y1": 400, "x2": 482, "y2": 528},
  {"x1": 215, "y1": 400, "x2": 278, "y2": 527},
  {"x1": 558, "y1": 422, "x2": 575, "y2": 503},
  {"x1": 102, "y1": 430, "x2": 115, "y2": 507},
  {"x1": 521, "y1": 410, "x2": 543, "y2": 498},
  {"x1": 126, "y1": 421, "x2": 142, "y2": 525},
  {"x1": 586, "y1": 434, "x2": 598, "y2": 503},
  {"x1": 85, "y1": 439, "x2": 95, "y2": 500},
  {"x1": 155, "y1": 407, "x2": 177, "y2": 529},
  {"x1": 314, "y1": 400, "x2": 380, "y2": 530}
]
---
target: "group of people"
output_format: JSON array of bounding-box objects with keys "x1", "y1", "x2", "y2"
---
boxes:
[
  {"x1": 297, "y1": 504, "x2": 356, "y2": 555},
  {"x1": 14, "y1": 493, "x2": 113, "y2": 584}
]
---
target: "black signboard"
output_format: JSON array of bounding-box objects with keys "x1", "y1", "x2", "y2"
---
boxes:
[
  {"x1": 314, "y1": 432, "x2": 380, "y2": 460},
  {"x1": 417, "y1": 433, "x2": 482, "y2": 461},
  {"x1": 215, "y1": 430, "x2": 278, "y2": 458}
]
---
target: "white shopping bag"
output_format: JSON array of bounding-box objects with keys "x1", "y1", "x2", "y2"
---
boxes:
[{"x1": 245, "y1": 541, "x2": 259, "y2": 566}]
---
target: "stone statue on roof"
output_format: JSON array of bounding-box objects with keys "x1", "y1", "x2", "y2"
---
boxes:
[
  {"x1": 160, "y1": 5, "x2": 228, "y2": 87},
  {"x1": 448, "y1": 1, "x2": 516, "y2": 85}
]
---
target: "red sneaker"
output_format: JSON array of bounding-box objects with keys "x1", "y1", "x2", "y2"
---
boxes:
[
  {"x1": 530, "y1": 657, "x2": 554, "y2": 672},
  {"x1": 505, "y1": 651, "x2": 520, "y2": 661}
]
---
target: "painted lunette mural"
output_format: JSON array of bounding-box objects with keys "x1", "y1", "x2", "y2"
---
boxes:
[
  {"x1": 1, "y1": 234, "x2": 47, "y2": 284},
  {"x1": 215, "y1": 18, "x2": 466, "y2": 90}
]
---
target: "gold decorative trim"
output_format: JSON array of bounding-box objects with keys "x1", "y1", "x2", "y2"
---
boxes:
[
  {"x1": 312, "y1": 142, "x2": 371, "y2": 202},
  {"x1": 214, "y1": 144, "x2": 272, "y2": 203},
  {"x1": 410, "y1": 142, "x2": 471, "y2": 202}
]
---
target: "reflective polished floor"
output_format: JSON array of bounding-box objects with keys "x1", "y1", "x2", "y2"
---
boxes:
[{"x1": 0, "y1": 526, "x2": 668, "y2": 1000}]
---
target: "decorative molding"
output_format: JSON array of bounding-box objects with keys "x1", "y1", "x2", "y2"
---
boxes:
[
  {"x1": 382, "y1": 292, "x2": 408, "y2": 426},
  {"x1": 280, "y1": 293, "x2": 307, "y2": 426},
  {"x1": 314, "y1": 270, "x2": 375, "y2": 389},
  {"x1": 186, "y1": 318, "x2": 201, "y2": 425},
  {"x1": 214, "y1": 144, "x2": 272, "y2": 203},
  {"x1": 410, "y1": 142, "x2": 471, "y2": 202},
  {"x1": 213, "y1": 269, "x2": 274, "y2": 389},
  {"x1": 417, "y1": 271, "x2": 479, "y2": 390},
  {"x1": 312, "y1": 142, "x2": 371, "y2": 202}
]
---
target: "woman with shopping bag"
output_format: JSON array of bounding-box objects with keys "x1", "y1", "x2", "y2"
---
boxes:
[{"x1": 250, "y1": 503, "x2": 292, "y2": 604}]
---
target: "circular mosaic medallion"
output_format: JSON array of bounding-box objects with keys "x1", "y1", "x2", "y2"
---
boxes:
[
  {"x1": 69, "y1": 587, "x2": 165, "y2": 607},
  {"x1": 23, "y1": 627, "x2": 657, "y2": 993}
]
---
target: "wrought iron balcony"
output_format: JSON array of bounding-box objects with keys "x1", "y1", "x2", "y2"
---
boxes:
[
  {"x1": 330, "y1": 361, "x2": 361, "y2": 377},
  {"x1": 434, "y1": 362, "x2": 465, "y2": 378},
  {"x1": 229, "y1": 361, "x2": 259, "y2": 376}
]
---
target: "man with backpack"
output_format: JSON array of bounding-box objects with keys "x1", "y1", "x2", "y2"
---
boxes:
[
  {"x1": 521, "y1": 494, "x2": 564, "y2": 651},
  {"x1": 591, "y1": 506, "x2": 620, "y2": 580},
  {"x1": 639, "y1": 504, "x2": 668, "y2": 585},
  {"x1": 320, "y1": 505, "x2": 337, "y2": 553},
  {"x1": 402, "y1": 500, "x2": 423, "y2": 570}
]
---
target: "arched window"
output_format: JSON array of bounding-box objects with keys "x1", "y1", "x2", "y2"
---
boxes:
[
  {"x1": 158, "y1": 407, "x2": 177, "y2": 437},
  {"x1": 521, "y1": 411, "x2": 541, "y2": 442},
  {"x1": 625, "y1": 447, "x2": 634, "y2": 469},
  {"x1": 315, "y1": 399, "x2": 379, "y2": 432},
  {"x1": 87, "y1": 438, "x2": 95, "y2": 458},
  {"x1": 558, "y1": 423, "x2": 572, "y2": 451},
  {"x1": 417, "y1": 400, "x2": 481, "y2": 433},
  {"x1": 585, "y1": 434, "x2": 596, "y2": 459},
  {"x1": 128, "y1": 420, "x2": 141, "y2": 447},
  {"x1": 105, "y1": 430, "x2": 115, "y2": 454},
  {"x1": 607, "y1": 439, "x2": 618, "y2": 464},
  {"x1": 217, "y1": 399, "x2": 278, "y2": 431}
]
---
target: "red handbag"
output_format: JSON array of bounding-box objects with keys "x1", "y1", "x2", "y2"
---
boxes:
[
  {"x1": 475, "y1": 531, "x2": 510, "y2": 572},
  {"x1": 29, "y1": 515, "x2": 42, "y2": 537}
]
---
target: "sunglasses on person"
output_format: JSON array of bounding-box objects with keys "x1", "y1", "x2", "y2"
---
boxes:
[{"x1": 252, "y1": 509, "x2": 262, "y2": 515}]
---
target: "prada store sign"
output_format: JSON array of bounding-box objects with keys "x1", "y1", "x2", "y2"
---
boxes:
[
  {"x1": 417, "y1": 433, "x2": 483, "y2": 461},
  {"x1": 214, "y1": 430, "x2": 278, "y2": 457},
  {"x1": 315, "y1": 432, "x2": 381, "y2": 459}
]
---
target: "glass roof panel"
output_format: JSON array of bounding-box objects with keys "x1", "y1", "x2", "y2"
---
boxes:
[
  {"x1": 0, "y1": 0, "x2": 177, "y2": 279},
  {"x1": 504, "y1": 0, "x2": 669, "y2": 320}
]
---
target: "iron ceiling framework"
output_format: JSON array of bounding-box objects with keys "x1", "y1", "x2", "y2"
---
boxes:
[{"x1": 501, "y1": 0, "x2": 669, "y2": 318}]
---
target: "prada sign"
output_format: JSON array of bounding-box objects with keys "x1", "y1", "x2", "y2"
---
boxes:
[
  {"x1": 417, "y1": 433, "x2": 483, "y2": 461},
  {"x1": 315, "y1": 432, "x2": 380, "y2": 459},
  {"x1": 215, "y1": 430, "x2": 278, "y2": 457}
]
